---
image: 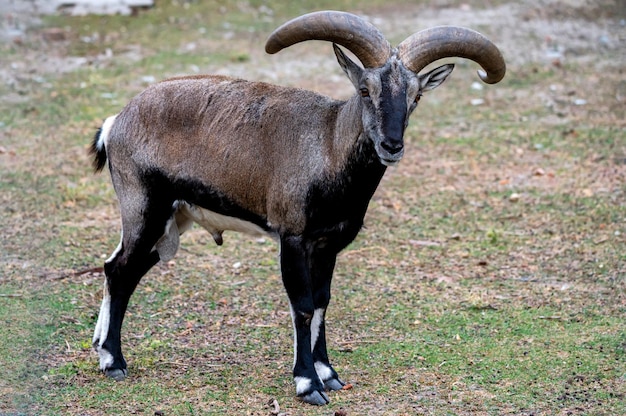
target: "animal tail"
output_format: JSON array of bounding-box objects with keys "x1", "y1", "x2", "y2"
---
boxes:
[{"x1": 90, "y1": 115, "x2": 117, "y2": 172}]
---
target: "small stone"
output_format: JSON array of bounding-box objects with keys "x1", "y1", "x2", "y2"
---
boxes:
[{"x1": 509, "y1": 192, "x2": 521, "y2": 202}]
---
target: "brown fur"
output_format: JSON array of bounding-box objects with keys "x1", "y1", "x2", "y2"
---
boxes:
[{"x1": 105, "y1": 75, "x2": 360, "y2": 234}]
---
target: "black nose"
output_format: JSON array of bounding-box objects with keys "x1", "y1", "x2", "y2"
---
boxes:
[{"x1": 380, "y1": 140, "x2": 404, "y2": 155}]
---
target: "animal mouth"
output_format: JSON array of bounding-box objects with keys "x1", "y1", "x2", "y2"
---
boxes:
[
  {"x1": 372, "y1": 142, "x2": 403, "y2": 167},
  {"x1": 379, "y1": 156, "x2": 402, "y2": 167}
]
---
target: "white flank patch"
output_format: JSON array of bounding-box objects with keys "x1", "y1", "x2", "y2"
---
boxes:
[
  {"x1": 314, "y1": 361, "x2": 333, "y2": 381},
  {"x1": 178, "y1": 202, "x2": 274, "y2": 240},
  {"x1": 99, "y1": 113, "x2": 118, "y2": 149},
  {"x1": 294, "y1": 376, "x2": 312, "y2": 395},
  {"x1": 310, "y1": 308, "x2": 324, "y2": 351}
]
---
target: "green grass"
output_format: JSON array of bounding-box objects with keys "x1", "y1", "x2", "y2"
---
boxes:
[{"x1": 1, "y1": 0, "x2": 625, "y2": 415}]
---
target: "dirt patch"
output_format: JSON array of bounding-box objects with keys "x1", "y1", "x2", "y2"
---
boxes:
[
  {"x1": 375, "y1": 0, "x2": 625, "y2": 67},
  {"x1": 0, "y1": 0, "x2": 55, "y2": 38},
  {"x1": 1, "y1": 0, "x2": 624, "y2": 98}
]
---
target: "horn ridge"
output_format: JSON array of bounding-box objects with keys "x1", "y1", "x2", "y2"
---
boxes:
[
  {"x1": 265, "y1": 11, "x2": 392, "y2": 68},
  {"x1": 397, "y1": 26, "x2": 506, "y2": 84}
]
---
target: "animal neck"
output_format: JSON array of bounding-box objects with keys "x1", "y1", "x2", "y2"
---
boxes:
[
  {"x1": 333, "y1": 95, "x2": 388, "y2": 212},
  {"x1": 334, "y1": 95, "x2": 381, "y2": 169}
]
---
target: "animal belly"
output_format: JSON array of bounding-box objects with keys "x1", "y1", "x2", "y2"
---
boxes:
[{"x1": 177, "y1": 201, "x2": 272, "y2": 245}]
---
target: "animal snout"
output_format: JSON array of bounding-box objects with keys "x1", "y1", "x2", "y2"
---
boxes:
[{"x1": 380, "y1": 139, "x2": 404, "y2": 155}]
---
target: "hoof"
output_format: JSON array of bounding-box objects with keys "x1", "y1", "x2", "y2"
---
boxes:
[
  {"x1": 299, "y1": 390, "x2": 330, "y2": 406},
  {"x1": 104, "y1": 368, "x2": 128, "y2": 381},
  {"x1": 324, "y1": 377, "x2": 345, "y2": 391}
]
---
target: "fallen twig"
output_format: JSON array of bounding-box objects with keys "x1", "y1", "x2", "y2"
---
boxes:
[
  {"x1": 267, "y1": 398, "x2": 280, "y2": 415},
  {"x1": 340, "y1": 245, "x2": 389, "y2": 257},
  {"x1": 158, "y1": 361, "x2": 189, "y2": 368},
  {"x1": 538, "y1": 315, "x2": 563, "y2": 320},
  {"x1": 337, "y1": 340, "x2": 378, "y2": 345},
  {"x1": 42, "y1": 266, "x2": 104, "y2": 280},
  {"x1": 72, "y1": 266, "x2": 104, "y2": 276},
  {"x1": 409, "y1": 239, "x2": 442, "y2": 247}
]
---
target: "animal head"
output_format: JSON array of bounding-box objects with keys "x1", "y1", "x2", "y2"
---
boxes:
[{"x1": 265, "y1": 11, "x2": 506, "y2": 166}]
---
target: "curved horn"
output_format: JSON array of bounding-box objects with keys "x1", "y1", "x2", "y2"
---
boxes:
[
  {"x1": 397, "y1": 26, "x2": 506, "y2": 84},
  {"x1": 265, "y1": 11, "x2": 392, "y2": 68}
]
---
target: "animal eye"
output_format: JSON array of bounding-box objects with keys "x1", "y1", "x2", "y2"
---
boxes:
[
  {"x1": 414, "y1": 93, "x2": 422, "y2": 104},
  {"x1": 360, "y1": 88, "x2": 370, "y2": 98}
]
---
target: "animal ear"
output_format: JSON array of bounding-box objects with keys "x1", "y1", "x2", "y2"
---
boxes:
[
  {"x1": 333, "y1": 43, "x2": 363, "y2": 89},
  {"x1": 419, "y1": 64, "x2": 454, "y2": 92}
]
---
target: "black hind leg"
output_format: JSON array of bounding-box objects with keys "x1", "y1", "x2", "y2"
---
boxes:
[
  {"x1": 93, "y1": 247, "x2": 160, "y2": 379},
  {"x1": 93, "y1": 197, "x2": 174, "y2": 380}
]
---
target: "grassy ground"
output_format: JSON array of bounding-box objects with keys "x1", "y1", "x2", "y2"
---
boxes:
[{"x1": 0, "y1": 0, "x2": 624, "y2": 415}]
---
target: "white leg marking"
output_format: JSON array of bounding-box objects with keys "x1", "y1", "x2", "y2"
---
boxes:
[
  {"x1": 94, "y1": 233, "x2": 122, "y2": 369},
  {"x1": 93, "y1": 280, "x2": 113, "y2": 370},
  {"x1": 98, "y1": 348, "x2": 114, "y2": 371},
  {"x1": 93, "y1": 281, "x2": 110, "y2": 345},
  {"x1": 314, "y1": 361, "x2": 333, "y2": 381},
  {"x1": 294, "y1": 376, "x2": 312, "y2": 395},
  {"x1": 310, "y1": 308, "x2": 324, "y2": 351},
  {"x1": 289, "y1": 304, "x2": 298, "y2": 369}
]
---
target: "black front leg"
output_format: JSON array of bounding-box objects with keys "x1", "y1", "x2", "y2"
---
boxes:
[
  {"x1": 280, "y1": 235, "x2": 329, "y2": 405},
  {"x1": 310, "y1": 248, "x2": 345, "y2": 392}
]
